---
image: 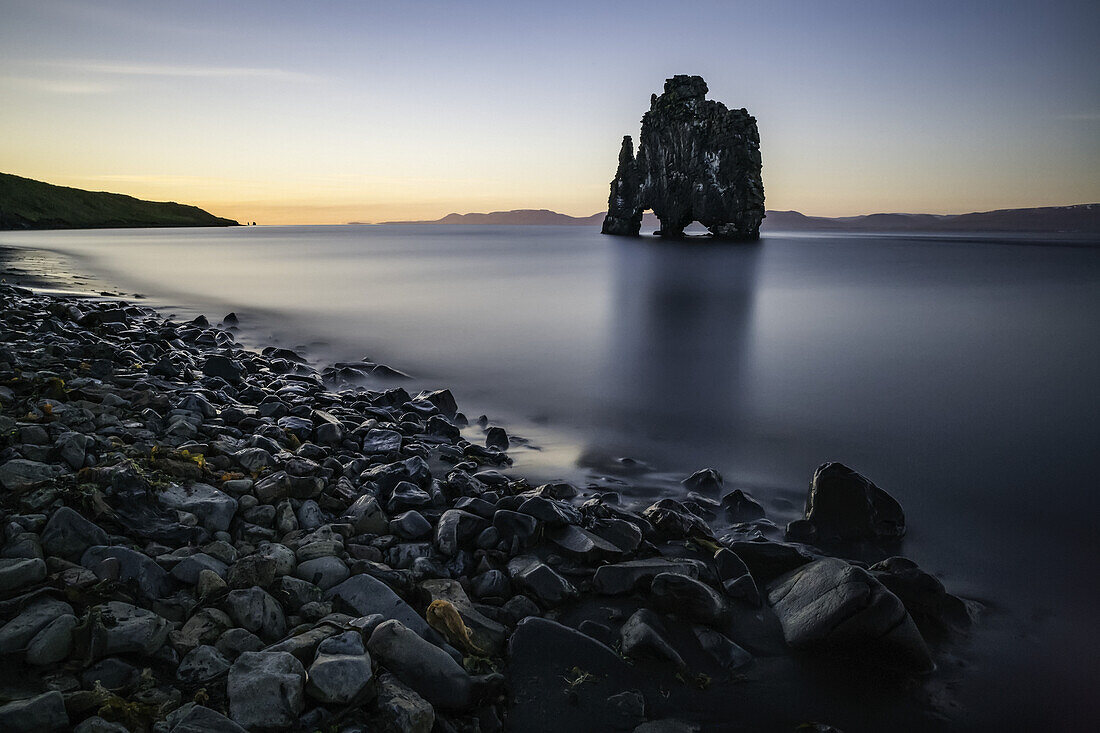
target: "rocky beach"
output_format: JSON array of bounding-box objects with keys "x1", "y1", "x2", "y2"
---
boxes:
[{"x1": 0, "y1": 247, "x2": 984, "y2": 733}]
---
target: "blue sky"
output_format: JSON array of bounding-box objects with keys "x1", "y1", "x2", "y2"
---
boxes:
[{"x1": 1, "y1": 0, "x2": 1097, "y2": 223}]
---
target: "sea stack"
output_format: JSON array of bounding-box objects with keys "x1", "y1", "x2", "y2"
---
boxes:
[{"x1": 601, "y1": 75, "x2": 765, "y2": 240}]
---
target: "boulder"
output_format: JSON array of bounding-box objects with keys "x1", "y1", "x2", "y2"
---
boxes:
[
  {"x1": 786, "y1": 462, "x2": 905, "y2": 545},
  {"x1": 367, "y1": 620, "x2": 473, "y2": 710},
  {"x1": 157, "y1": 482, "x2": 238, "y2": 532},
  {"x1": 326, "y1": 574, "x2": 431, "y2": 637},
  {"x1": 592, "y1": 557, "x2": 710, "y2": 595},
  {"x1": 766, "y1": 558, "x2": 934, "y2": 673},
  {"x1": 0, "y1": 691, "x2": 68, "y2": 732},
  {"x1": 40, "y1": 506, "x2": 107, "y2": 559},
  {"x1": 305, "y1": 630, "x2": 373, "y2": 704},
  {"x1": 650, "y1": 573, "x2": 729, "y2": 626},
  {"x1": 227, "y1": 651, "x2": 306, "y2": 729},
  {"x1": 374, "y1": 671, "x2": 435, "y2": 733}
]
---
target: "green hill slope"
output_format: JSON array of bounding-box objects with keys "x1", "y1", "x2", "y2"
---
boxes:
[{"x1": 0, "y1": 173, "x2": 238, "y2": 230}]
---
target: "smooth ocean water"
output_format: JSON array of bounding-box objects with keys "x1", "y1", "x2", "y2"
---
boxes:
[{"x1": 4, "y1": 224, "x2": 1098, "y2": 727}]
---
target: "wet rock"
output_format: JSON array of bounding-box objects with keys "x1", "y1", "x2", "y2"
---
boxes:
[
  {"x1": 224, "y1": 586, "x2": 286, "y2": 641},
  {"x1": 326, "y1": 574, "x2": 431, "y2": 637},
  {"x1": 363, "y1": 428, "x2": 402, "y2": 455},
  {"x1": 0, "y1": 690, "x2": 68, "y2": 732},
  {"x1": 517, "y1": 495, "x2": 582, "y2": 527},
  {"x1": 157, "y1": 482, "x2": 238, "y2": 532},
  {"x1": 607, "y1": 690, "x2": 648, "y2": 729},
  {"x1": 602, "y1": 75, "x2": 764, "y2": 240},
  {"x1": 171, "y1": 552, "x2": 228, "y2": 584},
  {"x1": 787, "y1": 462, "x2": 905, "y2": 545},
  {"x1": 493, "y1": 510, "x2": 540, "y2": 548},
  {"x1": 727, "y1": 540, "x2": 813, "y2": 584},
  {"x1": 345, "y1": 494, "x2": 389, "y2": 534},
  {"x1": 692, "y1": 626, "x2": 752, "y2": 670},
  {"x1": 367, "y1": 619, "x2": 473, "y2": 709},
  {"x1": 374, "y1": 671, "x2": 435, "y2": 733},
  {"x1": 216, "y1": 627, "x2": 265, "y2": 659},
  {"x1": 171, "y1": 608, "x2": 234, "y2": 652},
  {"x1": 620, "y1": 608, "x2": 685, "y2": 668},
  {"x1": 82, "y1": 545, "x2": 171, "y2": 599},
  {"x1": 387, "y1": 481, "x2": 432, "y2": 513},
  {"x1": 593, "y1": 557, "x2": 710, "y2": 595},
  {"x1": 391, "y1": 509, "x2": 432, "y2": 539},
  {"x1": 294, "y1": 556, "x2": 349, "y2": 590},
  {"x1": 485, "y1": 426, "x2": 509, "y2": 450},
  {"x1": 0, "y1": 556, "x2": 46, "y2": 591},
  {"x1": 766, "y1": 558, "x2": 933, "y2": 673},
  {"x1": 0, "y1": 598, "x2": 69, "y2": 651},
  {"x1": 41, "y1": 507, "x2": 108, "y2": 559},
  {"x1": 0, "y1": 459, "x2": 63, "y2": 491},
  {"x1": 507, "y1": 555, "x2": 579, "y2": 607},
  {"x1": 650, "y1": 572, "x2": 729, "y2": 626},
  {"x1": 720, "y1": 489, "x2": 766, "y2": 523},
  {"x1": 227, "y1": 651, "x2": 306, "y2": 729},
  {"x1": 177, "y1": 644, "x2": 231, "y2": 684},
  {"x1": 435, "y1": 509, "x2": 488, "y2": 555},
  {"x1": 870, "y1": 556, "x2": 973, "y2": 634},
  {"x1": 641, "y1": 499, "x2": 713, "y2": 541},
  {"x1": 90, "y1": 601, "x2": 170, "y2": 658},
  {"x1": 306, "y1": 630, "x2": 373, "y2": 704},
  {"x1": 546, "y1": 524, "x2": 623, "y2": 562},
  {"x1": 202, "y1": 355, "x2": 245, "y2": 384},
  {"x1": 163, "y1": 703, "x2": 247, "y2": 733},
  {"x1": 714, "y1": 547, "x2": 761, "y2": 605},
  {"x1": 681, "y1": 468, "x2": 723, "y2": 494},
  {"x1": 25, "y1": 613, "x2": 76, "y2": 665}
]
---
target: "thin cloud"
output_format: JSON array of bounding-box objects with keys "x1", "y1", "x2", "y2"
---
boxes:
[
  {"x1": 40, "y1": 60, "x2": 319, "y2": 83},
  {"x1": 1054, "y1": 111, "x2": 1100, "y2": 121},
  {"x1": 0, "y1": 75, "x2": 113, "y2": 94}
]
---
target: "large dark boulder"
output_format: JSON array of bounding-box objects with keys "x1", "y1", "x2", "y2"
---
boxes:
[
  {"x1": 786, "y1": 462, "x2": 905, "y2": 545},
  {"x1": 602, "y1": 75, "x2": 765, "y2": 240}
]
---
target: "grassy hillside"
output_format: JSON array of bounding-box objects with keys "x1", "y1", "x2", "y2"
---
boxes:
[{"x1": 0, "y1": 173, "x2": 238, "y2": 230}]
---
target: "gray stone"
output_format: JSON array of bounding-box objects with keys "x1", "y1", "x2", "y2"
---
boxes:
[
  {"x1": 178, "y1": 644, "x2": 231, "y2": 683},
  {"x1": 650, "y1": 572, "x2": 728, "y2": 626},
  {"x1": 592, "y1": 557, "x2": 710, "y2": 595},
  {"x1": 74, "y1": 717, "x2": 130, "y2": 733},
  {"x1": 507, "y1": 555, "x2": 578, "y2": 607},
  {"x1": 0, "y1": 598, "x2": 74, "y2": 654},
  {"x1": 692, "y1": 626, "x2": 752, "y2": 670},
  {"x1": 164, "y1": 703, "x2": 247, "y2": 733},
  {"x1": 374, "y1": 671, "x2": 435, "y2": 733},
  {"x1": 767, "y1": 557, "x2": 934, "y2": 672},
  {"x1": 41, "y1": 506, "x2": 107, "y2": 559},
  {"x1": 224, "y1": 586, "x2": 286, "y2": 640},
  {"x1": 390, "y1": 510, "x2": 432, "y2": 539},
  {"x1": 294, "y1": 556, "x2": 349, "y2": 590},
  {"x1": 94, "y1": 601, "x2": 170, "y2": 657},
  {"x1": 0, "y1": 556, "x2": 46, "y2": 591},
  {"x1": 367, "y1": 620, "x2": 473, "y2": 710},
  {"x1": 215, "y1": 627, "x2": 265, "y2": 659},
  {"x1": 25, "y1": 613, "x2": 76, "y2": 665},
  {"x1": 620, "y1": 608, "x2": 685, "y2": 668},
  {"x1": 0, "y1": 459, "x2": 63, "y2": 491},
  {"x1": 171, "y1": 608, "x2": 234, "y2": 652},
  {"x1": 434, "y1": 509, "x2": 487, "y2": 556},
  {"x1": 0, "y1": 690, "x2": 68, "y2": 732},
  {"x1": 326, "y1": 574, "x2": 431, "y2": 637},
  {"x1": 81, "y1": 545, "x2": 171, "y2": 600},
  {"x1": 344, "y1": 494, "x2": 388, "y2": 535},
  {"x1": 227, "y1": 651, "x2": 306, "y2": 729},
  {"x1": 306, "y1": 630, "x2": 373, "y2": 704},
  {"x1": 171, "y1": 552, "x2": 228, "y2": 584},
  {"x1": 56, "y1": 431, "x2": 92, "y2": 470},
  {"x1": 158, "y1": 482, "x2": 238, "y2": 532}
]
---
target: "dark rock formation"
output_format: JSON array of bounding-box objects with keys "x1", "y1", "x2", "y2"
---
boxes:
[{"x1": 601, "y1": 75, "x2": 764, "y2": 240}]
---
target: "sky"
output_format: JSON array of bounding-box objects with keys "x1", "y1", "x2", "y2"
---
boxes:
[{"x1": 1, "y1": 0, "x2": 1098, "y2": 224}]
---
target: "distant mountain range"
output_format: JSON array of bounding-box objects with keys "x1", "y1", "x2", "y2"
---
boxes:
[
  {"x1": 0, "y1": 173, "x2": 238, "y2": 230},
  {"x1": 373, "y1": 204, "x2": 1100, "y2": 233}
]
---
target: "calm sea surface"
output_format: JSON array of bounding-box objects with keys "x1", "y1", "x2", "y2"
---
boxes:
[{"x1": 4, "y1": 224, "x2": 1098, "y2": 726}]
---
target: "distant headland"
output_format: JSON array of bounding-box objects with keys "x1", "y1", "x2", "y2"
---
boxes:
[
  {"x1": 0, "y1": 173, "x2": 238, "y2": 230},
  {"x1": 374, "y1": 204, "x2": 1099, "y2": 234}
]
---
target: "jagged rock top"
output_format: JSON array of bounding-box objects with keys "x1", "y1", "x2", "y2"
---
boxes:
[{"x1": 602, "y1": 75, "x2": 765, "y2": 240}]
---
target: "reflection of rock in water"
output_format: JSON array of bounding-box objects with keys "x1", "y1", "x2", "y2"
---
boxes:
[{"x1": 584, "y1": 238, "x2": 760, "y2": 474}]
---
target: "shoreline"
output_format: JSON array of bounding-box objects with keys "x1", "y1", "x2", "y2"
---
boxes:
[{"x1": 0, "y1": 256, "x2": 980, "y2": 731}]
